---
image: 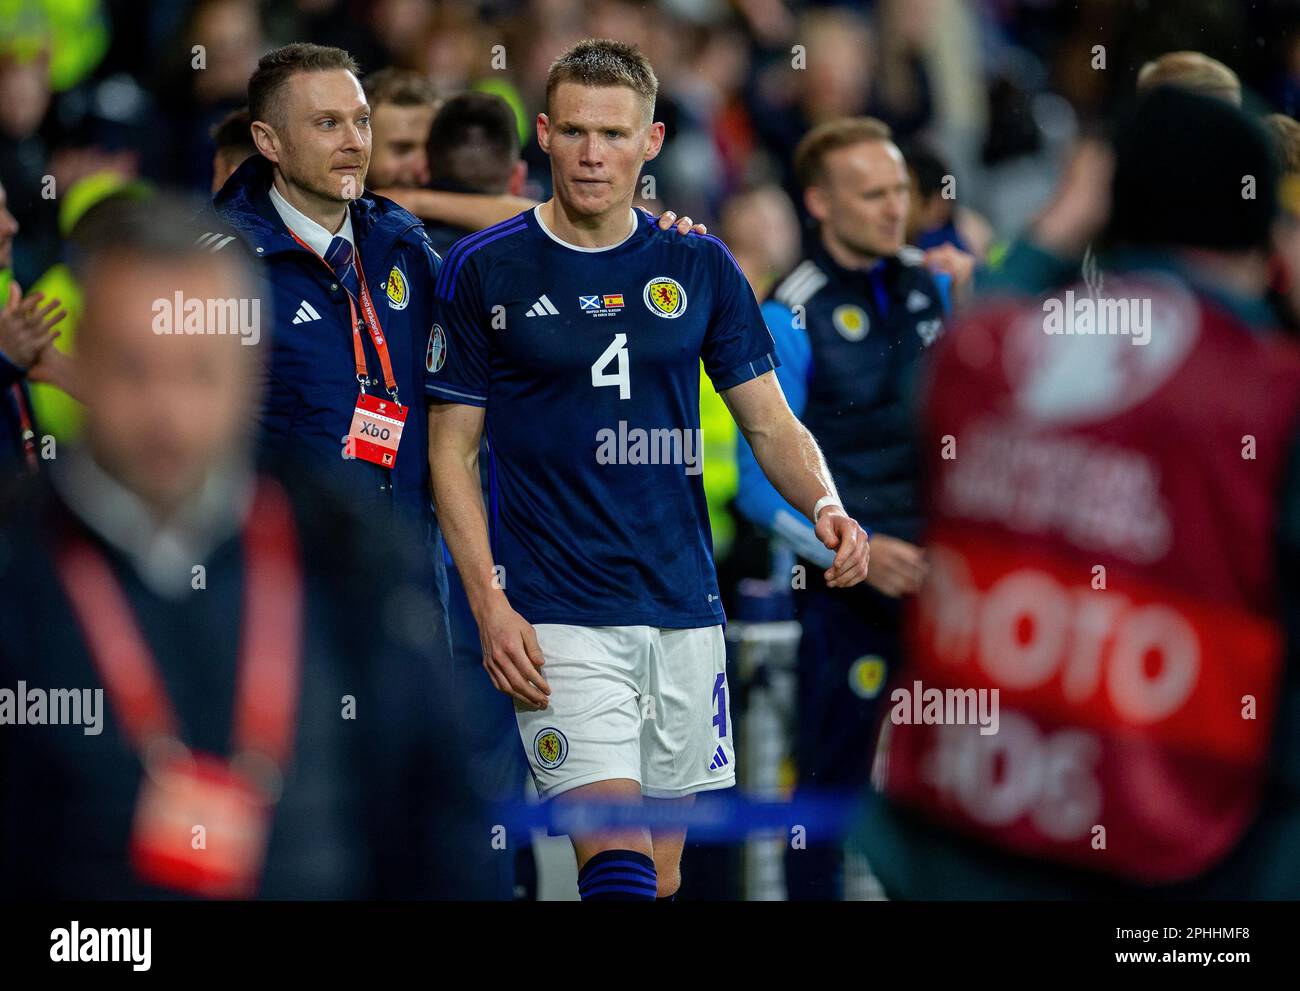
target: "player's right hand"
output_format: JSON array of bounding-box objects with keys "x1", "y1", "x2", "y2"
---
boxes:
[
  {"x1": 815, "y1": 508, "x2": 870, "y2": 588},
  {"x1": 863, "y1": 534, "x2": 928, "y2": 598},
  {"x1": 478, "y1": 598, "x2": 551, "y2": 709}
]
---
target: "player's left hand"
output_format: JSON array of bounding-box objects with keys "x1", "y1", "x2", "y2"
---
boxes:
[
  {"x1": 655, "y1": 210, "x2": 707, "y2": 237},
  {"x1": 815, "y1": 507, "x2": 870, "y2": 588}
]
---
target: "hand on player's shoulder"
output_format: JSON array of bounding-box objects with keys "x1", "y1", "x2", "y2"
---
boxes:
[{"x1": 652, "y1": 208, "x2": 707, "y2": 237}]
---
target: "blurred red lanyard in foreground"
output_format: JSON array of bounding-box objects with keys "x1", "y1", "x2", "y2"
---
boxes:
[{"x1": 55, "y1": 477, "x2": 303, "y2": 898}]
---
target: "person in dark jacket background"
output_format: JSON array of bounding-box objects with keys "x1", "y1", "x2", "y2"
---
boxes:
[
  {"x1": 0, "y1": 195, "x2": 491, "y2": 899},
  {"x1": 734, "y1": 117, "x2": 970, "y2": 899}
]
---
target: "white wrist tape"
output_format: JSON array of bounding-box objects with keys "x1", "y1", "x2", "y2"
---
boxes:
[{"x1": 812, "y1": 495, "x2": 842, "y2": 522}]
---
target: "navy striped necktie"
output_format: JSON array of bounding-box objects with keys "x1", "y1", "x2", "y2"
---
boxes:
[{"x1": 324, "y1": 235, "x2": 360, "y2": 299}]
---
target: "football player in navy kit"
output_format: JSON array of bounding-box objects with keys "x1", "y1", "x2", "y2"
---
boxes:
[{"x1": 428, "y1": 39, "x2": 870, "y2": 901}]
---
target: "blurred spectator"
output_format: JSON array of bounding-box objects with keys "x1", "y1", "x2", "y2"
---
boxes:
[
  {"x1": 0, "y1": 176, "x2": 64, "y2": 475},
  {"x1": 155, "y1": 0, "x2": 264, "y2": 190},
  {"x1": 0, "y1": 40, "x2": 60, "y2": 288},
  {"x1": 1137, "y1": 50, "x2": 1242, "y2": 104},
  {"x1": 1265, "y1": 112, "x2": 1300, "y2": 174},
  {"x1": 718, "y1": 184, "x2": 800, "y2": 303},
  {"x1": 363, "y1": 68, "x2": 440, "y2": 189},
  {"x1": 22, "y1": 172, "x2": 151, "y2": 445},
  {"x1": 1266, "y1": 114, "x2": 1300, "y2": 335},
  {"x1": 901, "y1": 142, "x2": 993, "y2": 262},
  {"x1": 0, "y1": 0, "x2": 108, "y2": 95},
  {"x1": 752, "y1": 6, "x2": 876, "y2": 207},
  {"x1": 210, "y1": 107, "x2": 256, "y2": 195},
  {"x1": 421, "y1": 91, "x2": 526, "y2": 252},
  {"x1": 0, "y1": 195, "x2": 490, "y2": 898},
  {"x1": 262, "y1": 0, "x2": 388, "y2": 74}
]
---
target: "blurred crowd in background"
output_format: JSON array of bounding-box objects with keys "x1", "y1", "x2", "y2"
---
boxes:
[{"x1": 5, "y1": 0, "x2": 1300, "y2": 285}]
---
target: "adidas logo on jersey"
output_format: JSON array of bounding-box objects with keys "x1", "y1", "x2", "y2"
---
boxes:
[
  {"x1": 708, "y1": 745, "x2": 729, "y2": 771},
  {"x1": 525, "y1": 294, "x2": 559, "y2": 317},
  {"x1": 292, "y1": 300, "x2": 322, "y2": 324},
  {"x1": 906, "y1": 289, "x2": 932, "y2": 313}
]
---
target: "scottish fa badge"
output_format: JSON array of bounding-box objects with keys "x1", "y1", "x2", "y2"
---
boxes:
[
  {"x1": 386, "y1": 264, "x2": 410, "y2": 310},
  {"x1": 643, "y1": 276, "x2": 687, "y2": 319}
]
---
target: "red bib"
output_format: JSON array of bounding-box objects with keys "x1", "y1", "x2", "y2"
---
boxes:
[{"x1": 876, "y1": 278, "x2": 1300, "y2": 882}]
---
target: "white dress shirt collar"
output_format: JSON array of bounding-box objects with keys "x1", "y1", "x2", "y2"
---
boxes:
[
  {"x1": 52, "y1": 449, "x2": 255, "y2": 600},
  {"x1": 269, "y1": 183, "x2": 355, "y2": 258}
]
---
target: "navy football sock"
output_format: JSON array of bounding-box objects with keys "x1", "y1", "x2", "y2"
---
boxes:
[{"x1": 577, "y1": 849, "x2": 657, "y2": 901}]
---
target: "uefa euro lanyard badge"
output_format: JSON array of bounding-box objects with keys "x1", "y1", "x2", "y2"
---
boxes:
[
  {"x1": 289, "y1": 230, "x2": 409, "y2": 468},
  {"x1": 55, "y1": 480, "x2": 303, "y2": 898}
]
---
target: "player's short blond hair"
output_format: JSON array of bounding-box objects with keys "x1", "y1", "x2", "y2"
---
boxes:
[
  {"x1": 1137, "y1": 51, "x2": 1241, "y2": 106},
  {"x1": 546, "y1": 38, "x2": 658, "y2": 123}
]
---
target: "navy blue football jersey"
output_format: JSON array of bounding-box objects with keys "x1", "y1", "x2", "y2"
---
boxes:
[{"x1": 427, "y1": 207, "x2": 778, "y2": 628}]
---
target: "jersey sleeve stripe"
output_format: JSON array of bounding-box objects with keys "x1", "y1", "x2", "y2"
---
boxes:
[
  {"x1": 425, "y1": 382, "x2": 488, "y2": 406},
  {"x1": 700, "y1": 232, "x2": 745, "y2": 273},
  {"x1": 444, "y1": 221, "x2": 529, "y2": 301},
  {"x1": 711, "y1": 351, "x2": 778, "y2": 391},
  {"x1": 436, "y1": 216, "x2": 521, "y2": 297},
  {"x1": 435, "y1": 216, "x2": 530, "y2": 298}
]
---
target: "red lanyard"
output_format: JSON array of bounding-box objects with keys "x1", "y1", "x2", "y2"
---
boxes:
[
  {"x1": 288, "y1": 229, "x2": 400, "y2": 401},
  {"x1": 54, "y1": 478, "x2": 304, "y2": 778},
  {"x1": 10, "y1": 383, "x2": 36, "y2": 469}
]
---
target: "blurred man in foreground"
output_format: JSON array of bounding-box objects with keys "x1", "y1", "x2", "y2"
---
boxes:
[
  {"x1": 861, "y1": 87, "x2": 1300, "y2": 899},
  {"x1": 0, "y1": 197, "x2": 489, "y2": 898}
]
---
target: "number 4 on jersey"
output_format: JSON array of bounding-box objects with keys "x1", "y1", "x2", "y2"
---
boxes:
[{"x1": 591, "y1": 333, "x2": 630, "y2": 399}]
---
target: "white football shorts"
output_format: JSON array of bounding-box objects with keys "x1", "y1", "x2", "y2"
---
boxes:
[{"x1": 515, "y1": 624, "x2": 736, "y2": 801}]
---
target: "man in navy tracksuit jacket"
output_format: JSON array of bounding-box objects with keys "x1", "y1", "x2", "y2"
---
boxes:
[
  {"x1": 212, "y1": 154, "x2": 444, "y2": 547},
  {"x1": 209, "y1": 46, "x2": 450, "y2": 653}
]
